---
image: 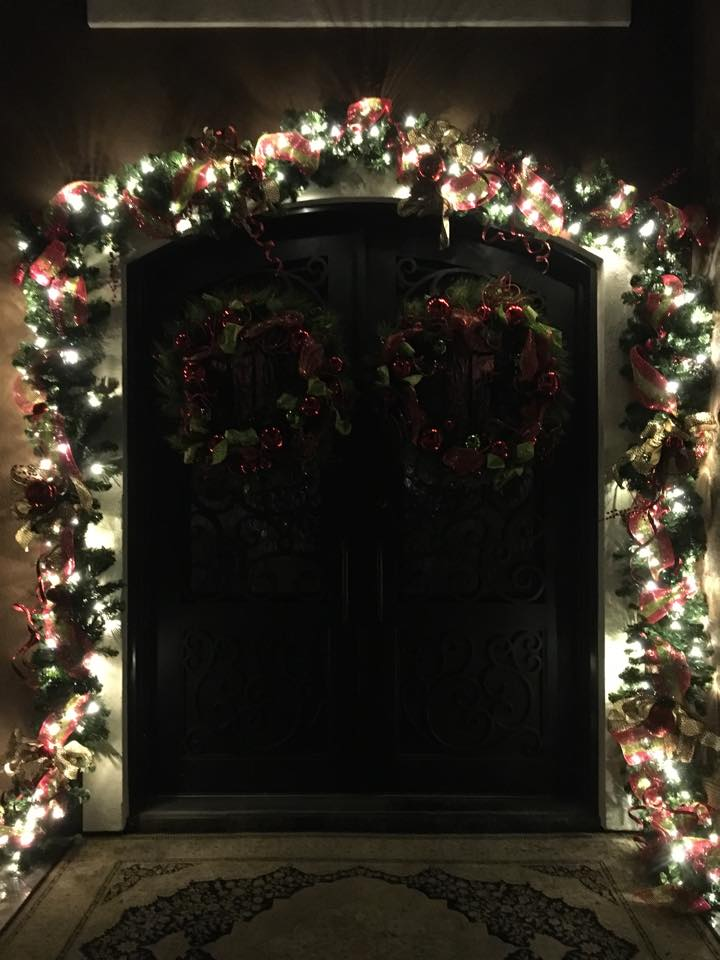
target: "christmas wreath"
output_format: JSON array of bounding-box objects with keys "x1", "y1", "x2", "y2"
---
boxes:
[
  {"x1": 157, "y1": 284, "x2": 352, "y2": 476},
  {"x1": 378, "y1": 276, "x2": 570, "y2": 486}
]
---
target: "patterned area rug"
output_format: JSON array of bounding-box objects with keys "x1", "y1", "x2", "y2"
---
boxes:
[{"x1": 1, "y1": 833, "x2": 718, "y2": 959}]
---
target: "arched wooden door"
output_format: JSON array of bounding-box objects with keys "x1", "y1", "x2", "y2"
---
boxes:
[{"x1": 126, "y1": 200, "x2": 599, "y2": 829}]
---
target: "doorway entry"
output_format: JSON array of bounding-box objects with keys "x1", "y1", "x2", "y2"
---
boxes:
[{"x1": 126, "y1": 200, "x2": 599, "y2": 829}]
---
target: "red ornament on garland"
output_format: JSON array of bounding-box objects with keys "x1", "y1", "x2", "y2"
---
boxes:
[
  {"x1": 289, "y1": 328, "x2": 310, "y2": 352},
  {"x1": 182, "y1": 361, "x2": 206, "y2": 384},
  {"x1": 645, "y1": 702, "x2": 676, "y2": 738},
  {"x1": 505, "y1": 304, "x2": 525, "y2": 325},
  {"x1": 299, "y1": 396, "x2": 322, "y2": 417},
  {"x1": 174, "y1": 331, "x2": 191, "y2": 350},
  {"x1": 426, "y1": 296, "x2": 452, "y2": 323},
  {"x1": 328, "y1": 356, "x2": 344, "y2": 374},
  {"x1": 260, "y1": 426, "x2": 284, "y2": 451},
  {"x1": 419, "y1": 427, "x2": 443, "y2": 452},
  {"x1": 538, "y1": 370, "x2": 560, "y2": 398},
  {"x1": 489, "y1": 440, "x2": 509, "y2": 461},
  {"x1": 475, "y1": 304, "x2": 491, "y2": 324},
  {"x1": 391, "y1": 358, "x2": 415, "y2": 379},
  {"x1": 25, "y1": 479, "x2": 58, "y2": 509},
  {"x1": 417, "y1": 152, "x2": 445, "y2": 182}
]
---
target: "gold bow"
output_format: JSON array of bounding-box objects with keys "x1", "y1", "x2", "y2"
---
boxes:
[
  {"x1": 616, "y1": 412, "x2": 717, "y2": 479},
  {"x1": 608, "y1": 695, "x2": 720, "y2": 764}
]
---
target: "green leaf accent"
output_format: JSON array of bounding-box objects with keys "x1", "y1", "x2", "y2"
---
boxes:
[
  {"x1": 515, "y1": 441, "x2": 535, "y2": 463},
  {"x1": 183, "y1": 442, "x2": 204, "y2": 464},
  {"x1": 376, "y1": 365, "x2": 390, "y2": 386},
  {"x1": 276, "y1": 392, "x2": 298, "y2": 410},
  {"x1": 226, "y1": 427, "x2": 258, "y2": 446},
  {"x1": 201, "y1": 293, "x2": 223, "y2": 312},
  {"x1": 219, "y1": 323, "x2": 241, "y2": 354},
  {"x1": 211, "y1": 438, "x2": 228, "y2": 464},
  {"x1": 398, "y1": 340, "x2": 416, "y2": 358},
  {"x1": 487, "y1": 453, "x2": 505, "y2": 470},
  {"x1": 189, "y1": 417, "x2": 209, "y2": 434},
  {"x1": 523, "y1": 304, "x2": 538, "y2": 322},
  {"x1": 307, "y1": 377, "x2": 329, "y2": 397},
  {"x1": 335, "y1": 413, "x2": 352, "y2": 436},
  {"x1": 403, "y1": 374, "x2": 423, "y2": 386}
]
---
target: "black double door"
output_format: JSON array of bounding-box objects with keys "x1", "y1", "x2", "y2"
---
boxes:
[{"x1": 127, "y1": 201, "x2": 598, "y2": 821}]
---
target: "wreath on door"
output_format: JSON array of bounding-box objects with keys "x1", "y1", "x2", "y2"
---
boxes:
[
  {"x1": 157, "y1": 284, "x2": 352, "y2": 478},
  {"x1": 377, "y1": 275, "x2": 571, "y2": 486}
]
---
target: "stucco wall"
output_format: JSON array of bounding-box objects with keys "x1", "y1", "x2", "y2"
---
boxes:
[{"x1": 0, "y1": 0, "x2": 712, "y2": 809}]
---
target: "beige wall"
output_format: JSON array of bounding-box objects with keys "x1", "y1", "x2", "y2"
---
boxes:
[{"x1": 0, "y1": 0, "x2": 713, "y2": 791}]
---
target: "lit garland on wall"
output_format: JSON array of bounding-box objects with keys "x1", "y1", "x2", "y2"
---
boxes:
[{"x1": 1, "y1": 97, "x2": 717, "y2": 913}]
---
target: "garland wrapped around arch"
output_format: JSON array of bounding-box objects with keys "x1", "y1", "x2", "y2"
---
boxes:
[{"x1": 2, "y1": 96, "x2": 719, "y2": 916}]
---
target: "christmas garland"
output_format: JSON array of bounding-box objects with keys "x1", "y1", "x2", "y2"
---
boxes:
[
  {"x1": 2, "y1": 97, "x2": 719, "y2": 917},
  {"x1": 379, "y1": 276, "x2": 569, "y2": 485},
  {"x1": 158, "y1": 285, "x2": 352, "y2": 477}
]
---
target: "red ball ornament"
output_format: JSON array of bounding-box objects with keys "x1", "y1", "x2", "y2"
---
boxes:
[
  {"x1": 505, "y1": 304, "x2": 525, "y2": 325},
  {"x1": 328, "y1": 356, "x2": 344, "y2": 374},
  {"x1": 260, "y1": 426, "x2": 284, "y2": 451},
  {"x1": 299, "y1": 395, "x2": 322, "y2": 417},
  {"x1": 289, "y1": 328, "x2": 310, "y2": 353},
  {"x1": 182, "y1": 360, "x2": 205, "y2": 384},
  {"x1": 537, "y1": 370, "x2": 560, "y2": 398},
  {"x1": 417, "y1": 152, "x2": 445, "y2": 182},
  {"x1": 489, "y1": 440, "x2": 509, "y2": 461},
  {"x1": 426, "y1": 296, "x2": 452, "y2": 323},
  {"x1": 391, "y1": 358, "x2": 415, "y2": 379},
  {"x1": 25, "y1": 479, "x2": 58, "y2": 509},
  {"x1": 475, "y1": 304, "x2": 491, "y2": 324},
  {"x1": 645, "y1": 702, "x2": 676, "y2": 738},
  {"x1": 419, "y1": 427, "x2": 443, "y2": 452},
  {"x1": 174, "y1": 331, "x2": 191, "y2": 350}
]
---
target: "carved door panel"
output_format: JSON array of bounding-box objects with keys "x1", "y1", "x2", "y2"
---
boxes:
[{"x1": 128, "y1": 202, "x2": 597, "y2": 812}]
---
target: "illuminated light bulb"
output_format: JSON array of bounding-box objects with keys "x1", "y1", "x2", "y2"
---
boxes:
[
  {"x1": 330, "y1": 124, "x2": 342, "y2": 139},
  {"x1": 71, "y1": 517, "x2": 79, "y2": 526},
  {"x1": 68, "y1": 571, "x2": 81, "y2": 585},
  {"x1": 61, "y1": 349, "x2": 80, "y2": 364},
  {"x1": 503, "y1": 204, "x2": 514, "y2": 216},
  {"x1": 674, "y1": 290, "x2": 696, "y2": 306},
  {"x1": 63, "y1": 708, "x2": 78, "y2": 723},
  {"x1": 639, "y1": 219, "x2": 656, "y2": 237},
  {"x1": 383, "y1": 152, "x2": 392, "y2": 165},
  {"x1": 644, "y1": 580, "x2": 657, "y2": 592},
  {"x1": 104, "y1": 195, "x2": 119, "y2": 210},
  {"x1": 671, "y1": 601, "x2": 685, "y2": 613},
  {"x1": 691, "y1": 307, "x2": 709, "y2": 325},
  {"x1": 45, "y1": 540, "x2": 52, "y2": 548},
  {"x1": 310, "y1": 138, "x2": 326, "y2": 152},
  {"x1": 352, "y1": 132, "x2": 363, "y2": 145},
  {"x1": 93, "y1": 601, "x2": 105, "y2": 612},
  {"x1": 711, "y1": 833, "x2": 719, "y2": 845},
  {"x1": 671, "y1": 843, "x2": 687, "y2": 863},
  {"x1": 404, "y1": 115, "x2": 417, "y2": 129},
  {"x1": 47, "y1": 286, "x2": 62, "y2": 303},
  {"x1": 472, "y1": 149, "x2": 486, "y2": 165},
  {"x1": 125, "y1": 177, "x2": 139, "y2": 192},
  {"x1": 84, "y1": 653, "x2": 105, "y2": 676},
  {"x1": 0, "y1": 835, "x2": 8, "y2": 847},
  {"x1": 672, "y1": 501, "x2": 687, "y2": 515},
  {"x1": 300, "y1": 123, "x2": 311, "y2": 135},
  {"x1": 51, "y1": 806, "x2": 65, "y2": 820},
  {"x1": 45, "y1": 637, "x2": 57, "y2": 650},
  {"x1": 448, "y1": 162, "x2": 461, "y2": 177},
  {"x1": 665, "y1": 380, "x2": 679, "y2": 394},
  {"x1": 87, "y1": 393, "x2": 102, "y2": 408},
  {"x1": 86, "y1": 701, "x2": 101, "y2": 715},
  {"x1": 176, "y1": 218, "x2": 192, "y2": 234},
  {"x1": 696, "y1": 353, "x2": 707, "y2": 364},
  {"x1": 39, "y1": 458, "x2": 53, "y2": 471},
  {"x1": 100, "y1": 213, "x2": 112, "y2": 227},
  {"x1": 575, "y1": 179, "x2": 585, "y2": 194},
  {"x1": 56, "y1": 442, "x2": 69, "y2": 455},
  {"x1": 18, "y1": 239, "x2": 28, "y2": 251},
  {"x1": 140, "y1": 158, "x2": 154, "y2": 174},
  {"x1": 690, "y1": 645, "x2": 704, "y2": 658},
  {"x1": 65, "y1": 193, "x2": 84, "y2": 212},
  {"x1": 19, "y1": 831, "x2": 35, "y2": 847},
  {"x1": 667, "y1": 487, "x2": 683, "y2": 500},
  {"x1": 89, "y1": 462, "x2": 104, "y2": 476},
  {"x1": 670, "y1": 621, "x2": 682, "y2": 632},
  {"x1": 35, "y1": 336, "x2": 48, "y2": 348},
  {"x1": 609, "y1": 194, "x2": 622, "y2": 210},
  {"x1": 594, "y1": 234, "x2": 609, "y2": 246},
  {"x1": 612, "y1": 236, "x2": 626, "y2": 251},
  {"x1": 637, "y1": 546, "x2": 651, "y2": 558},
  {"x1": 52, "y1": 521, "x2": 61, "y2": 533},
  {"x1": 369, "y1": 125, "x2": 380, "y2": 138},
  {"x1": 275, "y1": 171, "x2": 285, "y2": 182},
  {"x1": 45, "y1": 722, "x2": 61, "y2": 736}
]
